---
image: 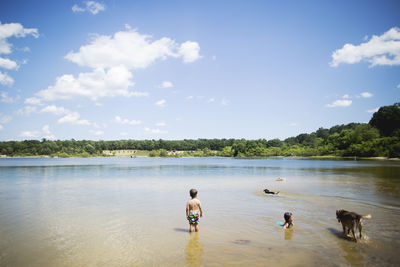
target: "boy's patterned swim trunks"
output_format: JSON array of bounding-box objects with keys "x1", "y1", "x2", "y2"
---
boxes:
[{"x1": 187, "y1": 211, "x2": 200, "y2": 224}]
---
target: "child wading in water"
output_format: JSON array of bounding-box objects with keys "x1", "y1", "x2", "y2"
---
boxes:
[
  {"x1": 186, "y1": 189, "x2": 203, "y2": 233},
  {"x1": 283, "y1": 212, "x2": 294, "y2": 229}
]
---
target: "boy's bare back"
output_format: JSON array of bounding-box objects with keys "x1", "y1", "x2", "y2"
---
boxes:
[{"x1": 187, "y1": 198, "x2": 202, "y2": 213}]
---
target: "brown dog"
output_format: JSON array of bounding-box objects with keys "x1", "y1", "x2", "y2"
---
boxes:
[{"x1": 336, "y1": 209, "x2": 371, "y2": 242}]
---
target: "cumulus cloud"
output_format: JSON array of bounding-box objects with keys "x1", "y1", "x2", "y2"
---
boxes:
[
  {"x1": 31, "y1": 28, "x2": 199, "y2": 103},
  {"x1": 65, "y1": 29, "x2": 201, "y2": 69},
  {"x1": 89, "y1": 130, "x2": 104, "y2": 136},
  {"x1": 16, "y1": 106, "x2": 37, "y2": 115},
  {"x1": 178, "y1": 41, "x2": 201, "y2": 63},
  {"x1": 160, "y1": 81, "x2": 173, "y2": 88},
  {"x1": 361, "y1": 92, "x2": 373, "y2": 98},
  {"x1": 0, "y1": 22, "x2": 38, "y2": 54},
  {"x1": 58, "y1": 112, "x2": 91, "y2": 125},
  {"x1": 144, "y1": 127, "x2": 167, "y2": 134},
  {"x1": 0, "y1": 57, "x2": 18, "y2": 69},
  {"x1": 1, "y1": 91, "x2": 19, "y2": 103},
  {"x1": 40, "y1": 105, "x2": 70, "y2": 115},
  {"x1": 24, "y1": 97, "x2": 42, "y2": 105},
  {"x1": 0, "y1": 71, "x2": 14, "y2": 86},
  {"x1": 19, "y1": 125, "x2": 55, "y2": 139},
  {"x1": 155, "y1": 99, "x2": 167, "y2": 108},
  {"x1": 367, "y1": 107, "x2": 379, "y2": 113},
  {"x1": 325, "y1": 99, "x2": 352, "y2": 108},
  {"x1": 72, "y1": 1, "x2": 106, "y2": 15},
  {"x1": 42, "y1": 125, "x2": 55, "y2": 140},
  {"x1": 0, "y1": 22, "x2": 38, "y2": 86},
  {"x1": 35, "y1": 66, "x2": 147, "y2": 101},
  {"x1": 331, "y1": 27, "x2": 400, "y2": 67},
  {"x1": 20, "y1": 131, "x2": 40, "y2": 138},
  {"x1": 115, "y1": 115, "x2": 141, "y2": 125},
  {"x1": 0, "y1": 114, "x2": 12, "y2": 124}
]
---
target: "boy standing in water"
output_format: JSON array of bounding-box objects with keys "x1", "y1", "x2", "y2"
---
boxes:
[{"x1": 186, "y1": 189, "x2": 203, "y2": 233}]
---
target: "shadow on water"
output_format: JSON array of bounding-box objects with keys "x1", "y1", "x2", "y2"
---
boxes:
[
  {"x1": 174, "y1": 228, "x2": 189, "y2": 233},
  {"x1": 327, "y1": 227, "x2": 354, "y2": 242}
]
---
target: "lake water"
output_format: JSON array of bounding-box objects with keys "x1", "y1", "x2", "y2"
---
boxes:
[{"x1": 0, "y1": 157, "x2": 399, "y2": 266}]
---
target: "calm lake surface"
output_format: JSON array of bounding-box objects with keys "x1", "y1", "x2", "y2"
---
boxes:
[{"x1": 0, "y1": 157, "x2": 399, "y2": 266}]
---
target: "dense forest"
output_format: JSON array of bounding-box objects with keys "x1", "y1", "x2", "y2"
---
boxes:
[{"x1": 1, "y1": 103, "x2": 399, "y2": 158}]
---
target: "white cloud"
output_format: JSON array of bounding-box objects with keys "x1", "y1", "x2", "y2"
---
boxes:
[
  {"x1": 0, "y1": 57, "x2": 18, "y2": 69},
  {"x1": 221, "y1": 98, "x2": 230, "y2": 106},
  {"x1": 72, "y1": 1, "x2": 106, "y2": 15},
  {"x1": 24, "y1": 97, "x2": 42, "y2": 105},
  {"x1": 0, "y1": 114, "x2": 12, "y2": 124},
  {"x1": 342, "y1": 94, "x2": 350, "y2": 99},
  {"x1": 331, "y1": 27, "x2": 400, "y2": 67},
  {"x1": 19, "y1": 125, "x2": 55, "y2": 140},
  {"x1": 16, "y1": 106, "x2": 37, "y2": 115},
  {"x1": 1, "y1": 91, "x2": 19, "y2": 103},
  {"x1": 325, "y1": 99, "x2": 352, "y2": 108},
  {"x1": 0, "y1": 22, "x2": 38, "y2": 54},
  {"x1": 40, "y1": 105, "x2": 70, "y2": 115},
  {"x1": 361, "y1": 92, "x2": 373, "y2": 98},
  {"x1": 115, "y1": 116, "x2": 141, "y2": 125},
  {"x1": 179, "y1": 41, "x2": 202, "y2": 63},
  {"x1": 20, "y1": 131, "x2": 40, "y2": 138},
  {"x1": 155, "y1": 99, "x2": 167, "y2": 108},
  {"x1": 0, "y1": 71, "x2": 14, "y2": 86},
  {"x1": 367, "y1": 107, "x2": 379, "y2": 113},
  {"x1": 156, "y1": 122, "x2": 166, "y2": 127},
  {"x1": 31, "y1": 28, "x2": 199, "y2": 103},
  {"x1": 65, "y1": 29, "x2": 200, "y2": 69},
  {"x1": 160, "y1": 81, "x2": 173, "y2": 88},
  {"x1": 58, "y1": 112, "x2": 91, "y2": 125},
  {"x1": 42, "y1": 125, "x2": 55, "y2": 140},
  {"x1": 144, "y1": 127, "x2": 167, "y2": 134},
  {"x1": 35, "y1": 66, "x2": 147, "y2": 101},
  {"x1": 42, "y1": 125, "x2": 51, "y2": 134},
  {"x1": 89, "y1": 130, "x2": 104, "y2": 136}
]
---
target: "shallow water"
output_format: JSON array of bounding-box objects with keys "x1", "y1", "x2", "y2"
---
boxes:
[{"x1": 0, "y1": 157, "x2": 399, "y2": 266}]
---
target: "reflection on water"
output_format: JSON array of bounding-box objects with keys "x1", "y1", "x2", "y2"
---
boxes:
[
  {"x1": 284, "y1": 228, "x2": 293, "y2": 240},
  {"x1": 185, "y1": 232, "x2": 203, "y2": 267},
  {"x1": 0, "y1": 157, "x2": 399, "y2": 266}
]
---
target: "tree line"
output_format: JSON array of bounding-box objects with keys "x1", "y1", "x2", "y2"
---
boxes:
[{"x1": 1, "y1": 103, "x2": 399, "y2": 158}]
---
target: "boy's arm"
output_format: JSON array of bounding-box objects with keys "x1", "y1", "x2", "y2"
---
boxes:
[
  {"x1": 198, "y1": 201, "x2": 203, "y2": 217},
  {"x1": 186, "y1": 201, "x2": 189, "y2": 218}
]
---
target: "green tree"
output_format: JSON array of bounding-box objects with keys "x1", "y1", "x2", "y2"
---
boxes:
[{"x1": 369, "y1": 103, "x2": 400, "y2": 136}]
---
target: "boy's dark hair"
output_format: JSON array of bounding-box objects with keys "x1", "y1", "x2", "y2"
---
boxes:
[
  {"x1": 190, "y1": 189, "x2": 198, "y2": 198},
  {"x1": 284, "y1": 212, "x2": 293, "y2": 223}
]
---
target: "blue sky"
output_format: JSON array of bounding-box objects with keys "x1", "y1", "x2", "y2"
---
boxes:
[{"x1": 0, "y1": 0, "x2": 399, "y2": 141}]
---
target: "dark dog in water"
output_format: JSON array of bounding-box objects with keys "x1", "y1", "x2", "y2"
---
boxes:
[
  {"x1": 264, "y1": 189, "x2": 279, "y2": 195},
  {"x1": 336, "y1": 209, "x2": 371, "y2": 242}
]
